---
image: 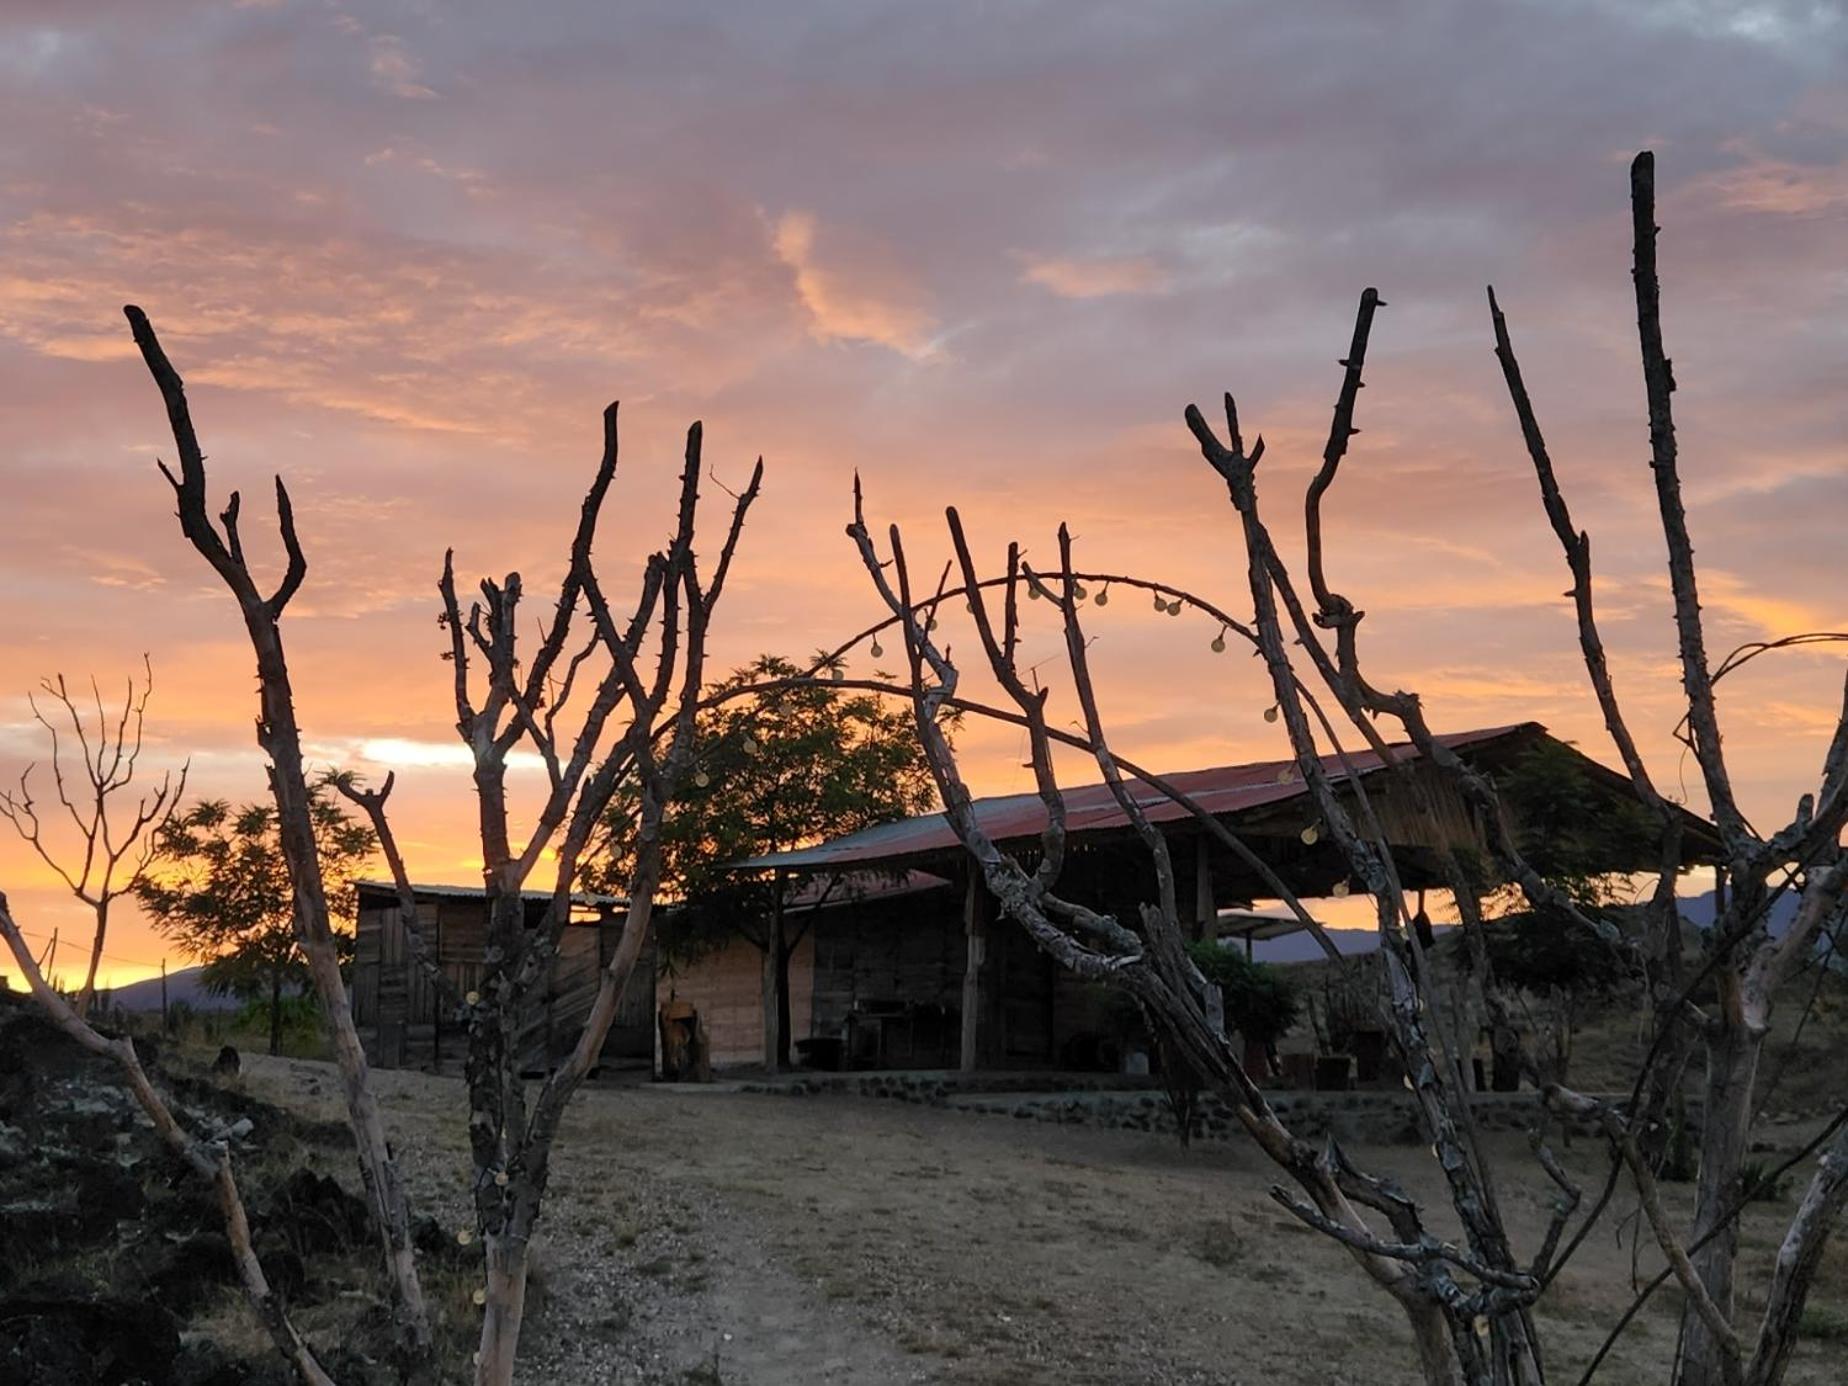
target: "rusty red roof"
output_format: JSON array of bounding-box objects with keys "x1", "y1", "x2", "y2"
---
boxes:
[{"x1": 730, "y1": 722, "x2": 1566, "y2": 873}]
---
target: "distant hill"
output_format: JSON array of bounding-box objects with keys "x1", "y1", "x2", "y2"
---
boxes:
[
  {"x1": 103, "y1": 965, "x2": 240, "y2": 1014},
  {"x1": 1250, "y1": 889, "x2": 1820, "y2": 967},
  {"x1": 1675, "y1": 889, "x2": 1802, "y2": 937},
  {"x1": 1250, "y1": 925, "x2": 1411, "y2": 965}
]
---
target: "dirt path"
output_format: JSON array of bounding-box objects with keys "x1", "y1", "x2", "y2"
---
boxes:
[{"x1": 245, "y1": 1060, "x2": 1848, "y2": 1385}]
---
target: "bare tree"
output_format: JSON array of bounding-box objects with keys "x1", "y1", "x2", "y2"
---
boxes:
[
  {"x1": 124, "y1": 307, "x2": 434, "y2": 1368},
  {"x1": 1485, "y1": 152, "x2": 1848, "y2": 1386},
  {"x1": 845, "y1": 489, "x2": 1560, "y2": 1384},
  {"x1": 121, "y1": 304, "x2": 761, "y2": 1382},
  {"x1": 0, "y1": 657, "x2": 186, "y2": 1016},
  {"x1": 342, "y1": 405, "x2": 762, "y2": 1383},
  {"x1": 844, "y1": 150, "x2": 1848, "y2": 1386},
  {"x1": 0, "y1": 892, "x2": 335, "y2": 1384}
]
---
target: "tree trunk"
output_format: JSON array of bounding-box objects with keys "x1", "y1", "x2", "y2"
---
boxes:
[
  {"x1": 775, "y1": 936, "x2": 795, "y2": 1070},
  {"x1": 1406, "y1": 1294, "x2": 1465, "y2": 1385},
  {"x1": 75, "y1": 897, "x2": 108, "y2": 1020},
  {"x1": 269, "y1": 970, "x2": 284, "y2": 1057},
  {"x1": 760, "y1": 927, "x2": 783, "y2": 1074},
  {"x1": 1745, "y1": 1121, "x2": 1848, "y2": 1386},
  {"x1": 474, "y1": 1230, "x2": 531, "y2": 1386},
  {"x1": 1680, "y1": 1011, "x2": 1761, "y2": 1386}
]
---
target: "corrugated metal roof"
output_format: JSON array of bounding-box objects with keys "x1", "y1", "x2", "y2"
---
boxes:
[
  {"x1": 727, "y1": 723, "x2": 1545, "y2": 873},
  {"x1": 353, "y1": 880, "x2": 626, "y2": 908}
]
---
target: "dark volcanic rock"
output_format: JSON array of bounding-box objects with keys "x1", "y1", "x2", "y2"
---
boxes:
[{"x1": 0, "y1": 1295, "x2": 181, "y2": 1385}]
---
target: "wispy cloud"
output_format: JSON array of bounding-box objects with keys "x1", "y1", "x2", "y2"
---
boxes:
[
  {"x1": 1021, "y1": 254, "x2": 1167, "y2": 299},
  {"x1": 772, "y1": 212, "x2": 939, "y2": 358}
]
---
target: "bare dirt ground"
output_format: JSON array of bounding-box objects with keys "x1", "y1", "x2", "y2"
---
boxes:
[{"x1": 243, "y1": 1058, "x2": 1848, "y2": 1386}]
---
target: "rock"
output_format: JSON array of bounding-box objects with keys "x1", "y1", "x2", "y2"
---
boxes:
[
  {"x1": 0, "y1": 1294, "x2": 181, "y2": 1385},
  {"x1": 122, "y1": 1230, "x2": 237, "y2": 1314},
  {"x1": 263, "y1": 1169, "x2": 373, "y2": 1256}
]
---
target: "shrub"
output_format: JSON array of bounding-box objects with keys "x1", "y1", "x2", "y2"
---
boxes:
[{"x1": 1184, "y1": 941, "x2": 1301, "y2": 1046}]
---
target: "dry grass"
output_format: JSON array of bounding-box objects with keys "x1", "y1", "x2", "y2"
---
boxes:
[{"x1": 228, "y1": 990, "x2": 1848, "y2": 1386}]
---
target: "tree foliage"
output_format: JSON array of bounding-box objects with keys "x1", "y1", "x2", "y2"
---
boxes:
[
  {"x1": 1184, "y1": 939, "x2": 1301, "y2": 1047},
  {"x1": 1496, "y1": 740, "x2": 1657, "y2": 908},
  {"x1": 136, "y1": 775, "x2": 375, "y2": 1053},
  {"x1": 595, "y1": 654, "x2": 937, "y2": 961}
]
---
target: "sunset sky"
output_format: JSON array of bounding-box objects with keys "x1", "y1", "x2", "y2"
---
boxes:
[{"x1": 3, "y1": 1, "x2": 1845, "y2": 989}]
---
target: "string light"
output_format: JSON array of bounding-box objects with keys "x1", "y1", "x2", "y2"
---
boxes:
[
  {"x1": 1165, "y1": 600, "x2": 1181, "y2": 616},
  {"x1": 1331, "y1": 880, "x2": 1351, "y2": 899},
  {"x1": 1152, "y1": 591, "x2": 1164, "y2": 612},
  {"x1": 1263, "y1": 704, "x2": 1280, "y2": 723},
  {"x1": 831, "y1": 665, "x2": 845, "y2": 682},
  {"x1": 1093, "y1": 585, "x2": 1109, "y2": 607},
  {"x1": 693, "y1": 769, "x2": 710, "y2": 788},
  {"x1": 869, "y1": 638, "x2": 883, "y2": 658},
  {"x1": 743, "y1": 736, "x2": 759, "y2": 755},
  {"x1": 1300, "y1": 824, "x2": 1320, "y2": 845},
  {"x1": 1210, "y1": 628, "x2": 1226, "y2": 654}
]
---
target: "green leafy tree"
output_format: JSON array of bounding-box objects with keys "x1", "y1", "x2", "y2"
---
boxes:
[
  {"x1": 1184, "y1": 939, "x2": 1302, "y2": 1049},
  {"x1": 1470, "y1": 741, "x2": 1657, "y2": 1083},
  {"x1": 594, "y1": 654, "x2": 937, "y2": 1070},
  {"x1": 137, "y1": 775, "x2": 375, "y2": 1055}
]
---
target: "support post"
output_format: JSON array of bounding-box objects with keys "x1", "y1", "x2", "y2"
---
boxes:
[
  {"x1": 960, "y1": 870, "x2": 986, "y2": 1072},
  {"x1": 1194, "y1": 842, "x2": 1215, "y2": 941}
]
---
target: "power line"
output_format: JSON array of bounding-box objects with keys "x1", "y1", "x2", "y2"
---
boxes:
[{"x1": 3, "y1": 923, "x2": 173, "y2": 973}]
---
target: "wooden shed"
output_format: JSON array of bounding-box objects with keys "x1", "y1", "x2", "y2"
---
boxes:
[
  {"x1": 350, "y1": 881, "x2": 655, "y2": 1073},
  {"x1": 666, "y1": 723, "x2": 1719, "y2": 1072}
]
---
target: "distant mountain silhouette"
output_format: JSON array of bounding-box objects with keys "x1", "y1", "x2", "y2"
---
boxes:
[
  {"x1": 1251, "y1": 890, "x2": 1814, "y2": 967},
  {"x1": 103, "y1": 965, "x2": 239, "y2": 1013},
  {"x1": 1673, "y1": 889, "x2": 1801, "y2": 937},
  {"x1": 1251, "y1": 925, "x2": 1435, "y2": 964}
]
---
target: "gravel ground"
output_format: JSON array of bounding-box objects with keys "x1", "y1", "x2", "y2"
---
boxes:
[{"x1": 243, "y1": 1058, "x2": 1848, "y2": 1386}]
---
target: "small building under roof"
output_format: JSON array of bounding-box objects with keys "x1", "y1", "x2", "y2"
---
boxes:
[
  {"x1": 662, "y1": 723, "x2": 1717, "y2": 1071},
  {"x1": 350, "y1": 881, "x2": 655, "y2": 1073}
]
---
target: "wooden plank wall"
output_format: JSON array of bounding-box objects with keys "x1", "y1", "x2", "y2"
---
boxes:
[
  {"x1": 656, "y1": 933, "x2": 815, "y2": 1068},
  {"x1": 651, "y1": 884, "x2": 1100, "y2": 1073},
  {"x1": 353, "y1": 894, "x2": 653, "y2": 1072}
]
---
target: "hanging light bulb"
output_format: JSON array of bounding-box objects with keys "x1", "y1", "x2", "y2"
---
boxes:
[
  {"x1": 1028, "y1": 584, "x2": 1042, "y2": 601},
  {"x1": 693, "y1": 769, "x2": 711, "y2": 788},
  {"x1": 870, "y1": 638, "x2": 884, "y2": 658},
  {"x1": 1331, "y1": 879, "x2": 1351, "y2": 899},
  {"x1": 1165, "y1": 601, "x2": 1181, "y2": 616},
  {"x1": 1153, "y1": 591, "x2": 1165, "y2": 612},
  {"x1": 743, "y1": 736, "x2": 759, "y2": 755},
  {"x1": 1263, "y1": 704, "x2": 1280, "y2": 724},
  {"x1": 1210, "y1": 629, "x2": 1226, "y2": 654},
  {"x1": 926, "y1": 615, "x2": 938, "y2": 631},
  {"x1": 1094, "y1": 586, "x2": 1109, "y2": 607},
  {"x1": 1300, "y1": 824, "x2": 1320, "y2": 845},
  {"x1": 831, "y1": 665, "x2": 845, "y2": 682},
  {"x1": 1072, "y1": 583, "x2": 1087, "y2": 601},
  {"x1": 1275, "y1": 765, "x2": 1294, "y2": 784}
]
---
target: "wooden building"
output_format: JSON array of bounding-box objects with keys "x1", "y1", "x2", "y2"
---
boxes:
[
  {"x1": 350, "y1": 881, "x2": 655, "y2": 1073},
  {"x1": 661, "y1": 723, "x2": 1718, "y2": 1072}
]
